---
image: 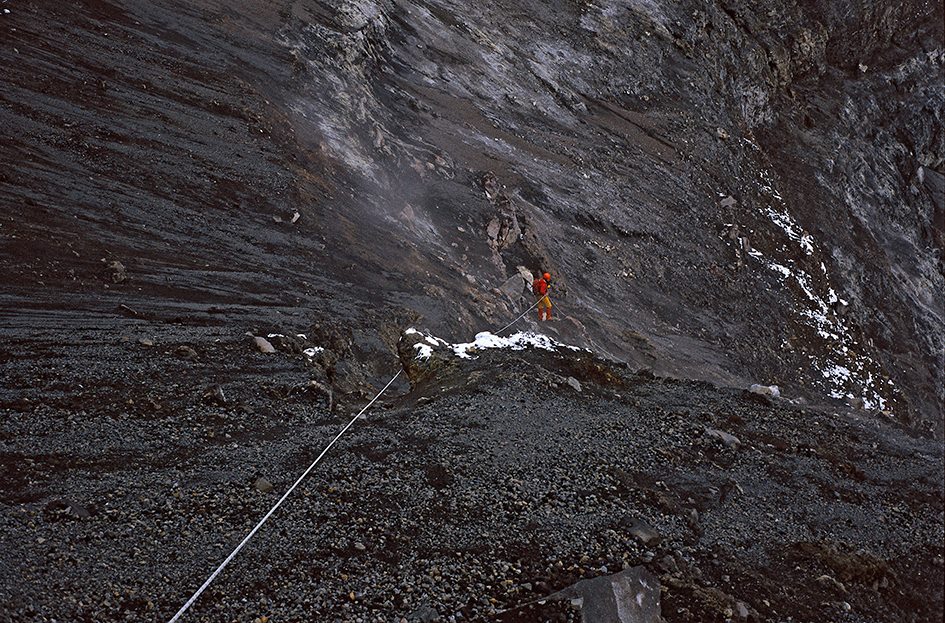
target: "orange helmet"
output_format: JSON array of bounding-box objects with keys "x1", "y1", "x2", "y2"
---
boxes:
[{"x1": 543, "y1": 272, "x2": 551, "y2": 280}]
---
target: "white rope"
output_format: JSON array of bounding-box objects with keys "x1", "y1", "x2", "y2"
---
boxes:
[
  {"x1": 495, "y1": 298, "x2": 542, "y2": 335},
  {"x1": 167, "y1": 369, "x2": 403, "y2": 623},
  {"x1": 168, "y1": 292, "x2": 552, "y2": 621}
]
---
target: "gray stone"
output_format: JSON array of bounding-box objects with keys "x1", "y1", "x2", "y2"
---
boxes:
[
  {"x1": 749, "y1": 384, "x2": 780, "y2": 398},
  {"x1": 407, "y1": 605, "x2": 439, "y2": 622},
  {"x1": 623, "y1": 517, "x2": 661, "y2": 546},
  {"x1": 566, "y1": 376, "x2": 583, "y2": 392},
  {"x1": 498, "y1": 272, "x2": 528, "y2": 301},
  {"x1": 254, "y1": 477, "x2": 274, "y2": 493},
  {"x1": 254, "y1": 336, "x2": 276, "y2": 353},
  {"x1": 549, "y1": 566, "x2": 662, "y2": 623},
  {"x1": 704, "y1": 427, "x2": 741, "y2": 448},
  {"x1": 107, "y1": 260, "x2": 127, "y2": 283},
  {"x1": 720, "y1": 195, "x2": 737, "y2": 208},
  {"x1": 176, "y1": 345, "x2": 198, "y2": 359}
]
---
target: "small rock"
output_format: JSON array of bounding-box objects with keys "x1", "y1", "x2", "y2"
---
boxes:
[
  {"x1": 202, "y1": 385, "x2": 227, "y2": 405},
  {"x1": 254, "y1": 336, "x2": 276, "y2": 353},
  {"x1": 749, "y1": 384, "x2": 780, "y2": 398},
  {"x1": 138, "y1": 338, "x2": 154, "y2": 347},
  {"x1": 720, "y1": 195, "x2": 737, "y2": 208},
  {"x1": 107, "y1": 260, "x2": 127, "y2": 283},
  {"x1": 816, "y1": 574, "x2": 847, "y2": 594},
  {"x1": 407, "y1": 605, "x2": 439, "y2": 622},
  {"x1": 566, "y1": 377, "x2": 582, "y2": 392},
  {"x1": 175, "y1": 345, "x2": 198, "y2": 359},
  {"x1": 704, "y1": 427, "x2": 741, "y2": 448},
  {"x1": 623, "y1": 516, "x2": 661, "y2": 546},
  {"x1": 354, "y1": 542, "x2": 366, "y2": 551},
  {"x1": 716, "y1": 127, "x2": 730, "y2": 140},
  {"x1": 46, "y1": 499, "x2": 91, "y2": 519},
  {"x1": 254, "y1": 477, "x2": 274, "y2": 494},
  {"x1": 736, "y1": 602, "x2": 749, "y2": 619}
]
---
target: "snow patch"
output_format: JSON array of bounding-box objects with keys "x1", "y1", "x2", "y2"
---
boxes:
[
  {"x1": 738, "y1": 191, "x2": 894, "y2": 411},
  {"x1": 407, "y1": 329, "x2": 581, "y2": 361},
  {"x1": 451, "y1": 331, "x2": 580, "y2": 359},
  {"x1": 413, "y1": 343, "x2": 433, "y2": 360},
  {"x1": 302, "y1": 347, "x2": 324, "y2": 358}
]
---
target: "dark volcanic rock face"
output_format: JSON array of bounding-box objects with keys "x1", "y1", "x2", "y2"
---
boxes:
[
  {"x1": 1, "y1": 0, "x2": 942, "y2": 430},
  {"x1": 0, "y1": 2, "x2": 943, "y2": 622}
]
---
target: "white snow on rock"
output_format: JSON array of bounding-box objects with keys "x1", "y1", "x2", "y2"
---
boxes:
[
  {"x1": 407, "y1": 329, "x2": 580, "y2": 361},
  {"x1": 413, "y1": 343, "x2": 434, "y2": 360},
  {"x1": 743, "y1": 168, "x2": 894, "y2": 412},
  {"x1": 302, "y1": 347, "x2": 324, "y2": 358},
  {"x1": 451, "y1": 331, "x2": 580, "y2": 359},
  {"x1": 765, "y1": 206, "x2": 814, "y2": 256}
]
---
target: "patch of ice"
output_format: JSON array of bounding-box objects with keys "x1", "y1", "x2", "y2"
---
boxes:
[
  {"x1": 296, "y1": 333, "x2": 307, "y2": 339},
  {"x1": 302, "y1": 347, "x2": 324, "y2": 358},
  {"x1": 267, "y1": 333, "x2": 286, "y2": 339}
]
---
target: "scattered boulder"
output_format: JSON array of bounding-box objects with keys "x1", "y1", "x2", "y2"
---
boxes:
[
  {"x1": 407, "y1": 605, "x2": 439, "y2": 622},
  {"x1": 816, "y1": 573, "x2": 848, "y2": 594},
  {"x1": 106, "y1": 260, "x2": 127, "y2": 283},
  {"x1": 622, "y1": 516, "x2": 662, "y2": 546},
  {"x1": 254, "y1": 477, "x2": 274, "y2": 494},
  {"x1": 498, "y1": 272, "x2": 528, "y2": 302},
  {"x1": 253, "y1": 336, "x2": 276, "y2": 353},
  {"x1": 749, "y1": 384, "x2": 780, "y2": 398},
  {"x1": 175, "y1": 345, "x2": 198, "y2": 359},
  {"x1": 138, "y1": 338, "x2": 154, "y2": 347},
  {"x1": 566, "y1": 376, "x2": 583, "y2": 392},
  {"x1": 720, "y1": 195, "x2": 737, "y2": 208},
  {"x1": 704, "y1": 427, "x2": 741, "y2": 449},
  {"x1": 548, "y1": 566, "x2": 663, "y2": 623},
  {"x1": 201, "y1": 385, "x2": 227, "y2": 406},
  {"x1": 45, "y1": 499, "x2": 92, "y2": 520}
]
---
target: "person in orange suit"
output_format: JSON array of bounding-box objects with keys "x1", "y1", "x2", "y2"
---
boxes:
[{"x1": 533, "y1": 271, "x2": 553, "y2": 321}]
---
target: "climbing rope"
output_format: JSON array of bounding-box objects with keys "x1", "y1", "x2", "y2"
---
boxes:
[
  {"x1": 167, "y1": 370, "x2": 402, "y2": 623},
  {"x1": 168, "y1": 296, "x2": 547, "y2": 621},
  {"x1": 495, "y1": 298, "x2": 542, "y2": 334}
]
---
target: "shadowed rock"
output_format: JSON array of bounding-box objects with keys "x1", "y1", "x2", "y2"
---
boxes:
[{"x1": 549, "y1": 567, "x2": 664, "y2": 623}]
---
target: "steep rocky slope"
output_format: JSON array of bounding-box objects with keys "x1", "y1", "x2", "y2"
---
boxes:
[
  {"x1": 1, "y1": 0, "x2": 942, "y2": 431},
  {"x1": 1, "y1": 2, "x2": 943, "y2": 622},
  {"x1": 0, "y1": 325, "x2": 941, "y2": 622}
]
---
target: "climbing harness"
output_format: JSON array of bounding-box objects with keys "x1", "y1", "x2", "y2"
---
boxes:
[{"x1": 167, "y1": 298, "x2": 545, "y2": 621}]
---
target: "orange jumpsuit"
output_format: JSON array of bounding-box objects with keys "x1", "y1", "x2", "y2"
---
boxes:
[{"x1": 533, "y1": 278, "x2": 552, "y2": 320}]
